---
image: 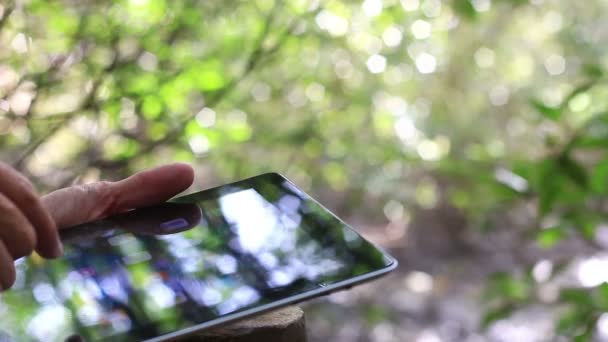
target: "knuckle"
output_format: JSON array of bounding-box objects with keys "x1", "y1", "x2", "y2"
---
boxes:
[
  {"x1": 0, "y1": 164, "x2": 35, "y2": 192},
  {"x1": 92, "y1": 181, "x2": 113, "y2": 196},
  {"x1": 0, "y1": 195, "x2": 17, "y2": 213},
  {"x1": 79, "y1": 181, "x2": 110, "y2": 195},
  {"x1": 77, "y1": 181, "x2": 118, "y2": 216},
  {"x1": 19, "y1": 178, "x2": 38, "y2": 203},
  {"x1": 16, "y1": 186, "x2": 38, "y2": 205},
  {"x1": 81, "y1": 181, "x2": 115, "y2": 203},
  {"x1": 16, "y1": 174, "x2": 35, "y2": 193},
  {"x1": 10, "y1": 176, "x2": 38, "y2": 206},
  {"x1": 0, "y1": 165, "x2": 36, "y2": 200}
]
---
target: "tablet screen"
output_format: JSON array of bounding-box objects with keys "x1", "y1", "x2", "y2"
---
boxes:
[{"x1": 0, "y1": 173, "x2": 393, "y2": 341}]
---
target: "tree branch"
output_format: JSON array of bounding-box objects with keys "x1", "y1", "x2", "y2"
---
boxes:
[
  {"x1": 13, "y1": 121, "x2": 65, "y2": 170},
  {"x1": 0, "y1": 5, "x2": 14, "y2": 32},
  {"x1": 91, "y1": 3, "x2": 300, "y2": 170}
]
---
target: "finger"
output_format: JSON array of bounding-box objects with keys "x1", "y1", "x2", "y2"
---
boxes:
[
  {"x1": 0, "y1": 193, "x2": 36, "y2": 259},
  {"x1": 111, "y1": 163, "x2": 195, "y2": 210},
  {"x1": 0, "y1": 241, "x2": 16, "y2": 291},
  {"x1": 0, "y1": 164, "x2": 61, "y2": 258},
  {"x1": 43, "y1": 163, "x2": 194, "y2": 229}
]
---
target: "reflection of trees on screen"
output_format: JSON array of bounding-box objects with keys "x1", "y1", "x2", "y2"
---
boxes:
[
  {"x1": 0, "y1": 260, "x2": 58, "y2": 340},
  {"x1": 65, "y1": 238, "x2": 155, "y2": 339},
  {"x1": 136, "y1": 234, "x2": 217, "y2": 327},
  {"x1": 200, "y1": 200, "x2": 273, "y2": 297}
]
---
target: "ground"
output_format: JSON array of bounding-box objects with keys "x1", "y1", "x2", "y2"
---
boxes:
[{"x1": 302, "y1": 205, "x2": 600, "y2": 342}]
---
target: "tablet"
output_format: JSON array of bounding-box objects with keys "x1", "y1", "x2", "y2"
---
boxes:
[{"x1": 0, "y1": 173, "x2": 397, "y2": 341}]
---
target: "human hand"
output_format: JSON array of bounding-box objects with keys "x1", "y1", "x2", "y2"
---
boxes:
[
  {"x1": 42, "y1": 163, "x2": 194, "y2": 229},
  {"x1": 0, "y1": 163, "x2": 194, "y2": 291},
  {"x1": 0, "y1": 162, "x2": 60, "y2": 290}
]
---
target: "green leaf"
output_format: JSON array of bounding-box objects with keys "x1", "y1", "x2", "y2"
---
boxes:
[
  {"x1": 141, "y1": 96, "x2": 164, "y2": 120},
  {"x1": 537, "y1": 227, "x2": 567, "y2": 248},
  {"x1": 591, "y1": 158, "x2": 608, "y2": 194},
  {"x1": 565, "y1": 213, "x2": 599, "y2": 242},
  {"x1": 185, "y1": 120, "x2": 206, "y2": 137},
  {"x1": 453, "y1": 0, "x2": 478, "y2": 21},
  {"x1": 538, "y1": 160, "x2": 559, "y2": 216},
  {"x1": 48, "y1": 9, "x2": 79, "y2": 35},
  {"x1": 561, "y1": 81, "x2": 597, "y2": 109},
  {"x1": 557, "y1": 310, "x2": 582, "y2": 335},
  {"x1": 189, "y1": 60, "x2": 227, "y2": 92},
  {"x1": 574, "y1": 112, "x2": 608, "y2": 148},
  {"x1": 596, "y1": 283, "x2": 608, "y2": 310},
  {"x1": 481, "y1": 304, "x2": 515, "y2": 328},
  {"x1": 505, "y1": 0, "x2": 529, "y2": 5},
  {"x1": 363, "y1": 305, "x2": 389, "y2": 326},
  {"x1": 103, "y1": 136, "x2": 140, "y2": 160},
  {"x1": 84, "y1": 14, "x2": 113, "y2": 43},
  {"x1": 573, "y1": 330, "x2": 592, "y2": 342},
  {"x1": 557, "y1": 154, "x2": 588, "y2": 189},
  {"x1": 102, "y1": 101, "x2": 121, "y2": 128},
  {"x1": 148, "y1": 122, "x2": 168, "y2": 140},
  {"x1": 160, "y1": 77, "x2": 190, "y2": 112},
  {"x1": 582, "y1": 63, "x2": 604, "y2": 78},
  {"x1": 487, "y1": 273, "x2": 529, "y2": 301},
  {"x1": 531, "y1": 99, "x2": 561, "y2": 120},
  {"x1": 557, "y1": 304, "x2": 594, "y2": 339},
  {"x1": 226, "y1": 123, "x2": 253, "y2": 142},
  {"x1": 561, "y1": 288, "x2": 593, "y2": 307},
  {"x1": 126, "y1": 73, "x2": 159, "y2": 95},
  {"x1": 577, "y1": 221, "x2": 596, "y2": 241}
]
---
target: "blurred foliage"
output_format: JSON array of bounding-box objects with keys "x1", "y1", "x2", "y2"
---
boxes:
[{"x1": 2, "y1": 0, "x2": 608, "y2": 340}]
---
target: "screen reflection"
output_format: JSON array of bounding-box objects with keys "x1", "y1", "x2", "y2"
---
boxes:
[{"x1": 0, "y1": 174, "x2": 390, "y2": 341}]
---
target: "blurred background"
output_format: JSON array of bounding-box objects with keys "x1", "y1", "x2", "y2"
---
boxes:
[{"x1": 1, "y1": 0, "x2": 608, "y2": 340}]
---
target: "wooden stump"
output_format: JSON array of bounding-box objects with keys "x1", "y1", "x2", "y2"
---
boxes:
[{"x1": 186, "y1": 306, "x2": 307, "y2": 342}]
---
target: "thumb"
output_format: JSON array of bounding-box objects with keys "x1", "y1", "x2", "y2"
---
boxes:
[{"x1": 43, "y1": 163, "x2": 194, "y2": 229}]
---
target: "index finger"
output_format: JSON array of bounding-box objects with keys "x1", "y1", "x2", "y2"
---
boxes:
[
  {"x1": 42, "y1": 163, "x2": 194, "y2": 229},
  {"x1": 0, "y1": 164, "x2": 62, "y2": 258},
  {"x1": 110, "y1": 163, "x2": 195, "y2": 211}
]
